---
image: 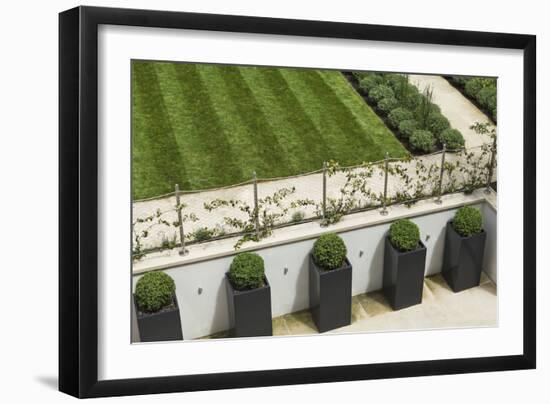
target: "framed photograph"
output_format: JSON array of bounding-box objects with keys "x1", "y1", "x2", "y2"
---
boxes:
[{"x1": 59, "y1": 6, "x2": 536, "y2": 398}]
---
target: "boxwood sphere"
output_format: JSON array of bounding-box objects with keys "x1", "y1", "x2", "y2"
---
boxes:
[
  {"x1": 229, "y1": 252, "x2": 265, "y2": 290},
  {"x1": 453, "y1": 206, "x2": 483, "y2": 237},
  {"x1": 389, "y1": 219, "x2": 420, "y2": 252},
  {"x1": 313, "y1": 233, "x2": 347, "y2": 271},
  {"x1": 135, "y1": 271, "x2": 176, "y2": 313}
]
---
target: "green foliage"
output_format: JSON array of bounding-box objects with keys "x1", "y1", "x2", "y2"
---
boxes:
[
  {"x1": 312, "y1": 233, "x2": 347, "y2": 271},
  {"x1": 453, "y1": 206, "x2": 483, "y2": 237},
  {"x1": 389, "y1": 219, "x2": 420, "y2": 251},
  {"x1": 465, "y1": 78, "x2": 485, "y2": 98},
  {"x1": 398, "y1": 119, "x2": 419, "y2": 139},
  {"x1": 192, "y1": 227, "x2": 215, "y2": 242},
  {"x1": 369, "y1": 84, "x2": 394, "y2": 103},
  {"x1": 440, "y1": 128, "x2": 465, "y2": 150},
  {"x1": 132, "y1": 62, "x2": 406, "y2": 199},
  {"x1": 377, "y1": 96, "x2": 399, "y2": 113},
  {"x1": 358, "y1": 75, "x2": 382, "y2": 93},
  {"x1": 135, "y1": 272, "x2": 176, "y2": 313},
  {"x1": 410, "y1": 130, "x2": 435, "y2": 152},
  {"x1": 427, "y1": 112, "x2": 450, "y2": 137},
  {"x1": 229, "y1": 252, "x2": 265, "y2": 290},
  {"x1": 291, "y1": 211, "x2": 305, "y2": 223},
  {"x1": 388, "y1": 107, "x2": 414, "y2": 129},
  {"x1": 450, "y1": 76, "x2": 497, "y2": 122}
]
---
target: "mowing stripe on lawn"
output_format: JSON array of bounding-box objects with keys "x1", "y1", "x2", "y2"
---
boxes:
[
  {"x1": 196, "y1": 64, "x2": 285, "y2": 180},
  {"x1": 239, "y1": 67, "x2": 333, "y2": 172},
  {"x1": 132, "y1": 62, "x2": 189, "y2": 199},
  {"x1": 319, "y1": 71, "x2": 407, "y2": 159},
  {"x1": 215, "y1": 66, "x2": 290, "y2": 178},
  {"x1": 132, "y1": 61, "x2": 408, "y2": 199},
  {"x1": 170, "y1": 63, "x2": 244, "y2": 189},
  {"x1": 279, "y1": 69, "x2": 380, "y2": 165}
]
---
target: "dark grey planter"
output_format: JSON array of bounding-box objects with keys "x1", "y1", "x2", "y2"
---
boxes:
[
  {"x1": 309, "y1": 254, "x2": 352, "y2": 333},
  {"x1": 383, "y1": 236, "x2": 427, "y2": 310},
  {"x1": 133, "y1": 294, "x2": 183, "y2": 342},
  {"x1": 442, "y1": 221, "x2": 487, "y2": 292},
  {"x1": 225, "y1": 273, "x2": 272, "y2": 337}
]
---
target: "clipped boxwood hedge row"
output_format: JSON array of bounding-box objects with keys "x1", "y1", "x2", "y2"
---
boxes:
[
  {"x1": 351, "y1": 72, "x2": 465, "y2": 153},
  {"x1": 447, "y1": 76, "x2": 497, "y2": 122}
]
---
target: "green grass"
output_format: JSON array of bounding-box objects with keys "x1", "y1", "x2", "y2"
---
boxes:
[{"x1": 132, "y1": 61, "x2": 407, "y2": 199}]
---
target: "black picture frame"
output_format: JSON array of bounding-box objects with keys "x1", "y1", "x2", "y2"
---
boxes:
[{"x1": 59, "y1": 5, "x2": 536, "y2": 398}]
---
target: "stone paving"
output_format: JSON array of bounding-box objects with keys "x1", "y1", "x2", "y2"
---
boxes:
[{"x1": 199, "y1": 272, "x2": 497, "y2": 339}]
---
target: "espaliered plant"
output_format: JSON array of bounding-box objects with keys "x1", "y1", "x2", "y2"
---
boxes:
[
  {"x1": 453, "y1": 206, "x2": 483, "y2": 237},
  {"x1": 134, "y1": 271, "x2": 176, "y2": 313},
  {"x1": 312, "y1": 233, "x2": 347, "y2": 271},
  {"x1": 204, "y1": 186, "x2": 296, "y2": 249},
  {"x1": 389, "y1": 219, "x2": 420, "y2": 251},
  {"x1": 228, "y1": 252, "x2": 265, "y2": 290}
]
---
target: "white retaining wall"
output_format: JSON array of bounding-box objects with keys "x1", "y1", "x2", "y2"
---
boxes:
[{"x1": 133, "y1": 201, "x2": 497, "y2": 340}]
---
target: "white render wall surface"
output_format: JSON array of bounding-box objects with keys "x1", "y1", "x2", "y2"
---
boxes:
[{"x1": 133, "y1": 201, "x2": 496, "y2": 340}]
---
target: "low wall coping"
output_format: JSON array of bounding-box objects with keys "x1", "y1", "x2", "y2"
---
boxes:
[{"x1": 133, "y1": 189, "x2": 496, "y2": 275}]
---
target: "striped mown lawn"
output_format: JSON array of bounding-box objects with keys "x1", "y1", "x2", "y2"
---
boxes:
[{"x1": 132, "y1": 61, "x2": 407, "y2": 200}]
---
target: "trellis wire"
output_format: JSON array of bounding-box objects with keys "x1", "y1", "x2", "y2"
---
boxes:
[{"x1": 133, "y1": 143, "x2": 495, "y2": 255}]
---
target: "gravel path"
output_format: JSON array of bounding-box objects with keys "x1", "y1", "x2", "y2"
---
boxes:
[{"x1": 133, "y1": 75, "x2": 496, "y2": 251}]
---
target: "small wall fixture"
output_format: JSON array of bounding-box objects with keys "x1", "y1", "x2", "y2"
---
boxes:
[{"x1": 197, "y1": 287, "x2": 203, "y2": 295}]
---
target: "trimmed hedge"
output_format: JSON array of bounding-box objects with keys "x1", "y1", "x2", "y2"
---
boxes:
[
  {"x1": 313, "y1": 233, "x2": 347, "y2": 271},
  {"x1": 229, "y1": 252, "x2": 265, "y2": 290},
  {"x1": 398, "y1": 119, "x2": 418, "y2": 140},
  {"x1": 427, "y1": 112, "x2": 450, "y2": 138},
  {"x1": 448, "y1": 76, "x2": 497, "y2": 122},
  {"x1": 440, "y1": 128, "x2": 465, "y2": 150},
  {"x1": 409, "y1": 129, "x2": 435, "y2": 152},
  {"x1": 369, "y1": 84, "x2": 394, "y2": 103},
  {"x1": 377, "y1": 96, "x2": 399, "y2": 113},
  {"x1": 388, "y1": 107, "x2": 413, "y2": 129},
  {"x1": 352, "y1": 72, "x2": 465, "y2": 153},
  {"x1": 453, "y1": 206, "x2": 483, "y2": 237},
  {"x1": 389, "y1": 219, "x2": 420, "y2": 252},
  {"x1": 135, "y1": 271, "x2": 176, "y2": 313}
]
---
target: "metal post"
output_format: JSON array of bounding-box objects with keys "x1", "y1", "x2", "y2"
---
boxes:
[
  {"x1": 380, "y1": 152, "x2": 389, "y2": 215},
  {"x1": 485, "y1": 136, "x2": 497, "y2": 194},
  {"x1": 175, "y1": 184, "x2": 188, "y2": 256},
  {"x1": 322, "y1": 162, "x2": 327, "y2": 220},
  {"x1": 435, "y1": 144, "x2": 446, "y2": 204},
  {"x1": 252, "y1": 171, "x2": 260, "y2": 238}
]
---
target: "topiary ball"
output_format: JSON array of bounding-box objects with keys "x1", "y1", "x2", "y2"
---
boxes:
[
  {"x1": 453, "y1": 206, "x2": 483, "y2": 237},
  {"x1": 389, "y1": 219, "x2": 420, "y2": 252},
  {"x1": 313, "y1": 233, "x2": 347, "y2": 271},
  {"x1": 440, "y1": 128, "x2": 465, "y2": 150},
  {"x1": 377, "y1": 96, "x2": 399, "y2": 114},
  {"x1": 388, "y1": 107, "x2": 414, "y2": 129},
  {"x1": 135, "y1": 271, "x2": 176, "y2": 313},
  {"x1": 229, "y1": 252, "x2": 265, "y2": 290},
  {"x1": 369, "y1": 84, "x2": 395, "y2": 103},
  {"x1": 358, "y1": 75, "x2": 382, "y2": 94},
  {"x1": 409, "y1": 129, "x2": 436, "y2": 153},
  {"x1": 427, "y1": 112, "x2": 450, "y2": 137},
  {"x1": 398, "y1": 119, "x2": 419, "y2": 140}
]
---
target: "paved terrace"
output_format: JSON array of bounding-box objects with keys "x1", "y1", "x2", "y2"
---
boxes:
[{"x1": 200, "y1": 272, "x2": 497, "y2": 339}]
